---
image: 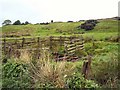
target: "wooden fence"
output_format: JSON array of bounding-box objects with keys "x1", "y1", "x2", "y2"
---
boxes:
[
  {"x1": 2, "y1": 36, "x2": 85, "y2": 59},
  {"x1": 2, "y1": 35, "x2": 92, "y2": 79}
]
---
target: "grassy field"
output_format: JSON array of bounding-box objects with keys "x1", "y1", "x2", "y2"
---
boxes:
[
  {"x1": 1, "y1": 18, "x2": 119, "y2": 88},
  {"x1": 2, "y1": 19, "x2": 118, "y2": 41}
]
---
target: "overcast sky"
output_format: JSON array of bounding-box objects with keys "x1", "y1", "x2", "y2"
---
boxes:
[{"x1": 0, "y1": 0, "x2": 119, "y2": 25}]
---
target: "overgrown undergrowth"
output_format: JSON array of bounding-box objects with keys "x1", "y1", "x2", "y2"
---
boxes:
[{"x1": 2, "y1": 41, "x2": 119, "y2": 88}]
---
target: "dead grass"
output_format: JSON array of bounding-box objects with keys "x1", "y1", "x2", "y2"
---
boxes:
[{"x1": 27, "y1": 49, "x2": 75, "y2": 88}]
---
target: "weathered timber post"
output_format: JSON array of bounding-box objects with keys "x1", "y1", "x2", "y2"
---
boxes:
[
  {"x1": 37, "y1": 37, "x2": 40, "y2": 47},
  {"x1": 37, "y1": 37, "x2": 42, "y2": 59},
  {"x1": 64, "y1": 41, "x2": 68, "y2": 61},
  {"x1": 49, "y1": 36, "x2": 53, "y2": 51},
  {"x1": 14, "y1": 39, "x2": 18, "y2": 49},
  {"x1": 21, "y1": 38, "x2": 25, "y2": 48},
  {"x1": 8, "y1": 45, "x2": 12, "y2": 58},
  {"x1": 82, "y1": 55, "x2": 92, "y2": 79},
  {"x1": 81, "y1": 35, "x2": 84, "y2": 44},
  {"x1": 59, "y1": 36, "x2": 62, "y2": 47},
  {"x1": 15, "y1": 39, "x2": 17, "y2": 44},
  {"x1": 3, "y1": 39, "x2": 6, "y2": 54},
  {"x1": 74, "y1": 36, "x2": 77, "y2": 55},
  {"x1": 80, "y1": 35, "x2": 85, "y2": 50},
  {"x1": 70, "y1": 36, "x2": 72, "y2": 44}
]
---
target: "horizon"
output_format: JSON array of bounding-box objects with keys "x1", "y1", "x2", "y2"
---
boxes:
[
  {"x1": 0, "y1": 0, "x2": 119, "y2": 26},
  {"x1": 1, "y1": 16, "x2": 119, "y2": 25}
]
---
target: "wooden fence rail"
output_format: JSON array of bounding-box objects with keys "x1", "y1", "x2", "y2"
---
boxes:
[
  {"x1": 2, "y1": 36, "x2": 85, "y2": 59},
  {"x1": 2, "y1": 35, "x2": 92, "y2": 79}
]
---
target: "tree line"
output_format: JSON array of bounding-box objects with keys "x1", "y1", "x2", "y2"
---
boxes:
[
  {"x1": 2, "y1": 20, "x2": 30, "y2": 26},
  {"x1": 2, "y1": 19, "x2": 54, "y2": 26}
]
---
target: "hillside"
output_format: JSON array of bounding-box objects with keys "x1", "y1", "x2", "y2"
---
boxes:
[
  {"x1": 2, "y1": 19, "x2": 118, "y2": 39},
  {"x1": 1, "y1": 18, "x2": 119, "y2": 88}
]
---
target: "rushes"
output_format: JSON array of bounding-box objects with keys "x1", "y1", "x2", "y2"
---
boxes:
[
  {"x1": 27, "y1": 49, "x2": 75, "y2": 88},
  {"x1": 19, "y1": 50, "x2": 32, "y2": 63}
]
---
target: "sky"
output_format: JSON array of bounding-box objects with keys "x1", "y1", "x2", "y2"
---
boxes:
[{"x1": 0, "y1": 0, "x2": 119, "y2": 25}]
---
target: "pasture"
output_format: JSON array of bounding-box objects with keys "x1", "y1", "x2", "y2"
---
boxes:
[{"x1": 1, "y1": 18, "x2": 119, "y2": 88}]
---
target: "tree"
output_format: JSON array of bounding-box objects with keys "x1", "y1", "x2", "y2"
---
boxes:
[
  {"x1": 13, "y1": 20, "x2": 21, "y2": 25},
  {"x1": 21, "y1": 23, "x2": 25, "y2": 25},
  {"x1": 24, "y1": 21, "x2": 30, "y2": 25},
  {"x1": 51, "y1": 20, "x2": 53, "y2": 23},
  {"x1": 2, "y1": 20, "x2": 12, "y2": 26}
]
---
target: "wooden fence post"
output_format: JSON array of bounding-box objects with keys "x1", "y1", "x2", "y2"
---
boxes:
[
  {"x1": 64, "y1": 41, "x2": 68, "y2": 61},
  {"x1": 8, "y1": 45, "x2": 12, "y2": 58},
  {"x1": 70, "y1": 36, "x2": 72, "y2": 44},
  {"x1": 49, "y1": 36, "x2": 53, "y2": 50},
  {"x1": 36, "y1": 37, "x2": 41, "y2": 59},
  {"x1": 82, "y1": 55, "x2": 92, "y2": 79},
  {"x1": 37, "y1": 37, "x2": 40, "y2": 47},
  {"x1": 15, "y1": 39, "x2": 18, "y2": 49},
  {"x1": 59, "y1": 36, "x2": 62, "y2": 47},
  {"x1": 3, "y1": 39, "x2": 6, "y2": 54},
  {"x1": 80, "y1": 35, "x2": 85, "y2": 50},
  {"x1": 21, "y1": 38, "x2": 25, "y2": 47},
  {"x1": 81, "y1": 35, "x2": 84, "y2": 44}
]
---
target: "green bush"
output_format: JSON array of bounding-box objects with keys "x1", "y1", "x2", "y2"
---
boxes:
[
  {"x1": 91, "y1": 52, "x2": 118, "y2": 88},
  {"x1": 66, "y1": 72, "x2": 99, "y2": 88},
  {"x1": 2, "y1": 61, "x2": 32, "y2": 88}
]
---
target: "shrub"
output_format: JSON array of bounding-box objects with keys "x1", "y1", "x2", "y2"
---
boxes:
[
  {"x1": 2, "y1": 61, "x2": 32, "y2": 88},
  {"x1": 77, "y1": 20, "x2": 99, "y2": 31},
  {"x1": 91, "y1": 52, "x2": 118, "y2": 88},
  {"x1": 66, "y1": 72, "x2": 99, "y2": 88},
  {"x1": 81, "y1": 23, "x2": 95, "y2": 31},
  {"x1": 67, "y1": 21, "x2": 74, "y2": 23},
  {"x1": 13, "y1": 20, "x2": 21, "y2": 25},
  {"x1": 24, "y1": 21, "x2": 30, "y2": 25}
]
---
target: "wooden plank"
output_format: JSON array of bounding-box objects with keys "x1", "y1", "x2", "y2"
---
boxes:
[
  {"x1": 78, "y1": 47, "x2": 84, "y2": 50},
  {"x1": 66, "y1": 44, "x2": 76, "y2": 48},
  {"x1": 76, "y1": 45, "x2": 84, "y2": 48},
  {"x1": 57, "y1": 56, "x2": 69, "y2": 61},
  {"x1": 75, "y1": 42, "x2": 83, "y2": 45},
  {"x1": 65, "y1": 40, "x2": 75, "y2": 44},
  {"x1": 67, "y1": 49, "x2": 76, "y2": 54},
  {"x1": 68, "y1": 53, "x2": 74, "y2": 56},
  {"x1": 67, "y1": 46, "x2": 76, "y2": 51},
  {"x1": 67, "y1": 52, "x2": 74, "y2": 55},
  {"x1": 24, "y1": 41, "x2": 36, "y2": 44},
  {"x1": 73, "y1": 39, "x2": 81, "y2": 42},
  {"x1": 16, "y1": 48, "x2": 43, "y2": 51}
]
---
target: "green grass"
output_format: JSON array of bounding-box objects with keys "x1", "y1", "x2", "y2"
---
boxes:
[
  {"x1": 2, "y1": 19, "x2": 118, "y2": 41},
  {"x1": 83, "y1": 32, "x2": 118, "y2": 41},
  {"x1": 1, "y1": 18, "x2": 119, "y2": 88},
  {"x1": 90, "y1": 19, "x2": 118, "y2": 32},
  {"x1": 2, "y1": 22, "x2": 84, "y2": 37}
]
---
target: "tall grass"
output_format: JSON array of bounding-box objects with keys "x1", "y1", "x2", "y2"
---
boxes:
[
  {"x1": 19, "y1": 49, "x2": 75, "y2": 88},
  {"x1": 90, "y1": 52, "x2": 118, "y2": 88}
]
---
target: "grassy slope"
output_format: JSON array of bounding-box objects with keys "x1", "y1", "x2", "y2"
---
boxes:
[
  {"x1": 2, "y1": 19, "x2": 118, "y2": 40},
  {"x1": 2, "y1": 22, "x2": 84, "y2": 38},
  {"x1": 1, "y1": 19, "x2": 119, "y2": 87},
  {"x1": 83, "y1": 19, "x2": 118, "y2": 40}
]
